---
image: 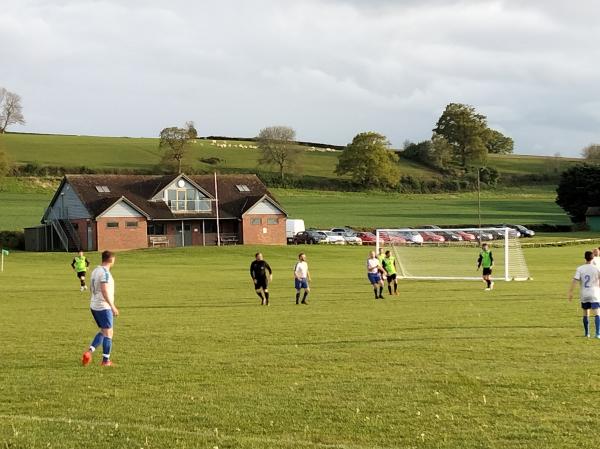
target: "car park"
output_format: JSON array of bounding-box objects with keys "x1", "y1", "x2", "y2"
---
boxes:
[
  {"x1": 503, "y1": 224, "x2": 535, "y2": 238},
  {"x1": 320, "y1": 231, "x2": 346, "y2": 244},
  {"x1": 379, "y1": 231, "x2": 408, "y2": 244},
  {"x1": 356, "y1": 232, "x2": 378, "y2": 245},
  {"x1": 419, "y1": 230, "x2": 445, "y2": 243},
  {"x1": 397, "y1": 230, "x2": 423, "y2": 244},
  {"x1": 292, "y1": 230, "x2": 326, "y2": 244},
  {"x1": 457, "y1": 230, "x2": 477, "y2": 241},
  {"x1": 422, "y1": 225, "x2": 463, "y2": 241},
  {"x1": 341, "y1": 233, "x2": 363, "y2": 245}
]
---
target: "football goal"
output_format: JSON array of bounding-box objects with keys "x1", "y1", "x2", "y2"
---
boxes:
[{"x1": 376, "y1": 227, "x2": 531, "y2": 281}]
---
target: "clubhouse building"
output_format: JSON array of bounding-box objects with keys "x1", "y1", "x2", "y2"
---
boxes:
[{"x1": 25, "y1": 173, "x2": 287, "y2": 251}]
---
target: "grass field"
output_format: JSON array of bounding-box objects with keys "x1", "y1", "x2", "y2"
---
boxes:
[
  {"x1": 1, "y1": 244, "x2": 598, "y2": 448},
  {"x1": 274, "y1": 186, "x2": 569, "y2": 228}
]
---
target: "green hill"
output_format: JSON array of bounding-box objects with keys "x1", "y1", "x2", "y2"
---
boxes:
[{"x1": 0, "y1": 133, "x2": 580, "y2": 182}]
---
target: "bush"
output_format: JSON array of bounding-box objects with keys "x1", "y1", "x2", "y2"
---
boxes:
[
  {"x1": 0, "y1": 231, "x2": 24, "y2": 250},
  {"x1": 200, "y1": 157, "x2": 223, "y2": 165}
]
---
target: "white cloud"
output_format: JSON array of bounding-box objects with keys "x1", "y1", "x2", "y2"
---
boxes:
[{"x1": 0, "y1": 0, "x2": 598, "y2": 154}]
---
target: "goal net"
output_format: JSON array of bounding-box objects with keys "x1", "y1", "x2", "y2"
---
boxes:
[{"x1": 376, "y1": 227, "x2": 531, "y2": 281}]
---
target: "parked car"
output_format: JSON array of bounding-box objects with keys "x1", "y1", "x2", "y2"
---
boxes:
[
  {"x1": 292, "y1": 230, "x2": 326, "y2": 244},
  {"x1": 503, "y1": 224, "x2": 535, "y2": 238},
  {"x1": 473, "y1": 230, "x2": 494, "y2": 241},
  {"x1": 419, "y1": 230, "x2": 445, "y2": 243},
  {"x1": 379, "y1": 231, "x2": 408, "y2": 244},
  {"x1": 342, "y1": 233, "x2": 363, "y2": 245},
  {"x1": 357, "y1": 232, "x2": 378, "y2": 245},
  {"x1": 320, "y1": 231, "x2": 346, "y2": 244},
  {"x1": 457, "y1": 230, "x2": 477, "y2": 241},
  {"x1": 330, "y1": 227, "x2": 356, "y2": 235},
  {"x1": 396, "y1": 230, "x2": 423, "y2": 244},
  {"x1": 496, "y1": 225, "x2": 521, "y2": 238},
  {"x1": 422, "y1": 225, "x2": 463, "y2": 242}
]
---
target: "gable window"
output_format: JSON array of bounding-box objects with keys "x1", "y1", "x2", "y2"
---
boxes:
[
  {"x1": 167, "y1": 188, "x2": 211, "y2": 212},
  {"x1": 106, "y1": 222, "x2": 119, "y2": 228},
  {"x1": 125, "y1": 221, "x2": 139, "y2": 228},
  {"x1": 95, "y1": 186, "x2": 110, "y2": 193},
  {"x1": 267, "y1": 218, "x2": 279, "y2": 225},
  {"x1": 236, "y1": 184, "x2": 250, "y2": 192},
  {"x1": 250, "y1": 218, "x2": 262, "y2": 225}
]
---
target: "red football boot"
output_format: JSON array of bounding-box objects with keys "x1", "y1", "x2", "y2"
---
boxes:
[{"x1": 81, "y1": 351, "x2": 92, "y2": 366}]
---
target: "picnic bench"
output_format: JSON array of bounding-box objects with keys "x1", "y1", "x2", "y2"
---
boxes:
[
  {"x1": 149, "y1": 236, "x2": 169, "y2": 248},
  {"x1": 220, "y1": 233, "x2": 239, "y2": 245}
]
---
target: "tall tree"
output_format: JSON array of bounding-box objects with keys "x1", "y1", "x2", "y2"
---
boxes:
[
  {"x1": 433, "y1": 103, "x2": 488, "y2": 167},
  {"x1": 0, "y1": 88, "x2": 26, "y2": 134},
  {"x1": 257, "y1": 126, "x2": 300, "y2": 181},
  {"x1": 556, "y1": 164, "x2": 600, "y2": 223},
  {"x1": 486, "y1": 129, "x2": 514, "y2": 154},
  {"x1": 582, "y1": 143, "x2": 600, "y2": 162},
  {"x1": 185, "y1": 121, "x2": 198, "y2": 139},
  {"x1": 159, "y1": 125, "x2": 193, "y2": 174},
  {"x1": 336, "y1": 132, "x2": 400, "y2": 188}
]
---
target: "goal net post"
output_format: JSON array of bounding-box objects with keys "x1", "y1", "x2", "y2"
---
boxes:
[{"x1": 375, "y1": 227, "x2": 531, "y2": 282}]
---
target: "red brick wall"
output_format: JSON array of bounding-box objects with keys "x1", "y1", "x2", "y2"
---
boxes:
[
  {"x1": 241, "y1": 215, "x2": 286, "y2": 245},
  {"x1": 96, "y1": 217, "x2": 148, "y2": 251}
]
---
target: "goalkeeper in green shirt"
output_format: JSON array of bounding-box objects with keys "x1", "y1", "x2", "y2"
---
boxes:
[
  {"x1": 71, "y1": 250, "x2": 90, "y2": 292},
  {"x1": 477, "y1": 243, "x2": 494, "y2": 291},
  {"x1": 382, "y1": 250, "x2": 399, "y2": 296}
]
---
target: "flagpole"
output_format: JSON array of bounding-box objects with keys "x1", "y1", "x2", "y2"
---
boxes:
[
  {"x1": 1, "y1": 251, "x2": 4, "y2": 273},
  {"x1": 214, "y1": 172, "x2": 221, "y2": 247}
]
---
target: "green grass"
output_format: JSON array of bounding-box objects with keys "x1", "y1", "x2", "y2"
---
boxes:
[
  {"x1": 0, "y1": 178, "x2": 57, "y2": 231},
  {"x1": 1, "y1": 133, "x2": 582, "y2": 183},
  {"x1": 274, "y1": 186, "x2": 569, "y2": 228},
  {"x1": 1, "y1": 244, "x2": 599, "y2": 448}
]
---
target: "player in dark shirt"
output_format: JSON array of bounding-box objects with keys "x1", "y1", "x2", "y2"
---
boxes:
[{"x1": 250, "y1": 252, "x2": 273, "y2": 305}]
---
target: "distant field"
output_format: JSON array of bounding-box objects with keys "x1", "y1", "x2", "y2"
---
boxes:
[
  {"x1": 2, "y1": 245, "x2": 600, "y2": 448},
  {"x1": 274, "y1": 186, "x2": 569, "y2": 228},
  {"x1": 1, "y1": 133, "x2": 582, "y2": 183},
  {"x1": 0, "y1": 133, "x2": 437, "y2": 181}
]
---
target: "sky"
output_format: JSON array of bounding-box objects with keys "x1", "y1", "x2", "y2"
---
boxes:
[{"x1": 1, "y1": 0, "x2": 599, "y2": 156}]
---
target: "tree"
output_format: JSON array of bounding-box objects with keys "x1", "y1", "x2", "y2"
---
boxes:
[
  {"x1": 257, "y1": 126, "x2": 300, "y2": 181},
  {"x1": 582, "y1": 144, "x2": 600, "y2": 162},
  {"x1": 433, "y1": 103, "x2": 489, "y2": 167},
  {"x1": 402, "y1": 136, "x2": 452, "y2": 170},
  {"x1": 185, "y1": 121, "x2": 198, "y2": 140},
  {"x1": 336, "y1": 132, "x2": 400, "y2": 188},
  {"x1": 556, "y1": 164, "x2": 600, "y2": 223},
  {"x1": 486, "y1": 129, "x2": 514, "y2": 154},
  {"x1": 159, "y1": 125, "x2": 194, "y2": 174},
  {"x1": 0, "y1": 88, "x2": 25, "y2": 134}
]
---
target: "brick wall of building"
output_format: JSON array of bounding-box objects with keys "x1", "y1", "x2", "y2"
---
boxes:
[
  {"x1": 96, "y1": 217, "x2": 148, "y2": 251},
  {"x1": 71, "y1": 219, "x2": 96, "y2": 251},
  {"x1": 241, "y1": 215, "x2": 286, "y2": 245}
]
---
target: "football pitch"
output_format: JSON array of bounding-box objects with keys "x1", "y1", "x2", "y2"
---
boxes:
[{"x1": 0, "y1": 244, "x2": 597, "y2": 448}]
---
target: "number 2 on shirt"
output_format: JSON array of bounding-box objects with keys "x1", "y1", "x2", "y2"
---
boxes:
[{"x1": 584, "y1": 275, "x2": 591, "y2": 288}]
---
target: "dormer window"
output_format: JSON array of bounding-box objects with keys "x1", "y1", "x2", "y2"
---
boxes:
[
  {"x1": 236, "y1": 184, "x2": 250, "y2": 192},
  {"x1": 166, "y1": 187, "x2": 211, "y2": 212},
  {"x1": 95, "y1": 186, "x2": 110, "y2": 193}
]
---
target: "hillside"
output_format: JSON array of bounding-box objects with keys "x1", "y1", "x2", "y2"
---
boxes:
[{"x1": 0, "y1": 133, "x2": 581, "y2": 183}]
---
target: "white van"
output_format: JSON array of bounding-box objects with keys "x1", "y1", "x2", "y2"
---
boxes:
[{"x1": 286, "y1": 219, "x2": 305, "y2": 243}]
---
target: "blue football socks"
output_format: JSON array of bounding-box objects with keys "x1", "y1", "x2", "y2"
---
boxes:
[
  {"x1": 102, "y1": 337, "x2": 112, "y2": 361},
  {"x1": 90, "y1": 332, "x2": 104, "y2": 352},
  {"x1": 583, "y1": 316, "x2": 590, "y2": 336},
  {"x1": 595, "y1": 316, "x2": 600, "y2": 336}
]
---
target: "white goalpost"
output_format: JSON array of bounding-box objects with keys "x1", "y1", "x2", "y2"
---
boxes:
[{"x1": 375, "y1": 227, "x2": 531, "y2": 281}]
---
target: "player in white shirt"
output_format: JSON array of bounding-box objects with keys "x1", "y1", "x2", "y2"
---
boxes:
[
  {"x1": 367, "y1": 251, "x2": 385, "y2": 299},
  {"x1": 82, "y1": 251, "x2": 120, "y2": 366},
  {"x1": 294, "y1": 253, "x2": 311, "y2": 305},
  {"x1": 592, "y1": 248, "x2": 600, "y2": 268},
  {"x1": 568, "y1": 251, "x2": 600, "y2": 338}
]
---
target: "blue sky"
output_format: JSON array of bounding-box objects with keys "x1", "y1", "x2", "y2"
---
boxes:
[{"x1": 1, "y1": 0, "x2": 599, "y2": 155}]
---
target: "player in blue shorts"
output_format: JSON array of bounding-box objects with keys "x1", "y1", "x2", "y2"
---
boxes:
[
  {"x1": 568, "y1": 251, "x2": 600, "y2": 338},
  {"x1": 82, "y1": 250, "x2": 119, "y2": 366},
  {"x1": 367, "y1": 250, "x2": 385, "y2": 299},
  {"x1": 294, "y1": 253, "x2": 311, "y2": 304}
]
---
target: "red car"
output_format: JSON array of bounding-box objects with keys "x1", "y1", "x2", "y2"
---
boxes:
[
  {"x1": 419, "y1": 231, "x2": 445, "y2": 243},
  {"x1": 457, "y1": 230, "x2": 476, "y2": 241},
  {"x1": 357, "y1": 232, "x2": 378, "y2": 245},
  {"x1": 378, "y1": 231, "x2": 407, "y2": 244}
]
